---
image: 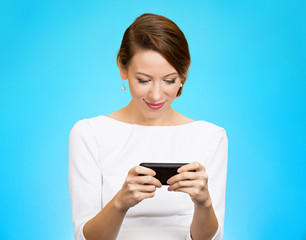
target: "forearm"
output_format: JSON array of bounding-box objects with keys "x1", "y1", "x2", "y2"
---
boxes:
[
  {"x1": 83, "y1": 193, "x2": 128, "y2": 240},
  {"x1": 190, "y1": 198, "x2": 218, "y2": 240}
]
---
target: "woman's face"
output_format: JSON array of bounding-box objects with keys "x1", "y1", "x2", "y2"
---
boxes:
[{"x1": 120, "y1": 49, "x2": 182, "y2": 120}]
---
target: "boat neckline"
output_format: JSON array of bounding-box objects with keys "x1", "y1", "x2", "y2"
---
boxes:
[{"x1": 101, "y1": 115, "x2": 201, "y2": 128}]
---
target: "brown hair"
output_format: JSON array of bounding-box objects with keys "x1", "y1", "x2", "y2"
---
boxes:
[{"x1": 117, "y1": 13, "x2": 191, "y2": 97}]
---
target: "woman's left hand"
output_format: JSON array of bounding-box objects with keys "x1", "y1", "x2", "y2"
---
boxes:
[{"x1": 167, "y1": 161, "x2": 212, "y2": 207}]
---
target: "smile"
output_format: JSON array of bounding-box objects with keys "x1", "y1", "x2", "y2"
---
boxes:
[{"x1": 144, "y1": 100, "x2": 166, "y2": 110}]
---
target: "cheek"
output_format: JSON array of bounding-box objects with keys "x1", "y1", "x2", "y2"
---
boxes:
[
  {"x1": 129, "y1": 84, "x2": 147, "y2": 98},
  {"x1": 166, "y1": 86, "x2": 180, "y2": 97}
]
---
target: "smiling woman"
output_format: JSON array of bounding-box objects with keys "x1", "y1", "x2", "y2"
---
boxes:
[
  {"x1": 69, "y1": 13, "x2": 228, "y2": 240},
  {"x1": 115, "y1": 13, "x2": 191, "y2": 125},
  {"x1": 118, "y1": 49, "x2": 184, "y2": 122}
]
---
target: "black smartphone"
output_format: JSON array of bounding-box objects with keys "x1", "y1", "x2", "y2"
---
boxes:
[{"x1": 139, "y1": 162, "x2": 189, "y2": 185}]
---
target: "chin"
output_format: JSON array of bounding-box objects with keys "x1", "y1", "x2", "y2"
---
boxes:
[
  {"x1": 135, "y1": 101, "x2": 170, "y2": 119},
  {"x1": 141, "y1": 108, "x2": 166, "y2": 119}
]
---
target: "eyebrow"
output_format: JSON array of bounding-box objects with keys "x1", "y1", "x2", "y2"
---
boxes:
[{"x1": 136, "y1": 72, "x2": 178, "y2": 78}]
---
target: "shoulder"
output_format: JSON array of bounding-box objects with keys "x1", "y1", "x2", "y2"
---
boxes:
[
  {"x1": 174, "y1": 110, "x2": 226, "y2": 134},
  {"x1": 173, "y1": 111, "x2": 227, "y2": 136},
  {"x1": 69, "y1": 115, "x2": 132, "y2": 144},
  {"x1": 198, "y1": 120, "x2": 226, "y2": 135},
  {"x1": 69, "y1": 115, "x2": 108, "y2": 137},
  {"x1": 197, "y1": 120, "x2": 226, "y2": 133},
  {"x1": 70, "y1": 115, "x2": 101, "y2": 129},
  {"x1": 191, "y1": 120, "x2": 227, "y2": 146}
]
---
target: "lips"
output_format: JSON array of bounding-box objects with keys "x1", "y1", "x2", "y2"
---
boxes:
[{"x1": 145, "y1": 100, "x2": 165, "y2": 109}]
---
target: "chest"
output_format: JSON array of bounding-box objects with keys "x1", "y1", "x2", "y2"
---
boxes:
[{"x1": 98, "y1": 130, "x2": 212, "y2": 217}]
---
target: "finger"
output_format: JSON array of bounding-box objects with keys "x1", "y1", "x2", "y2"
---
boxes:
[
  {"x1": 136, "y1": 184, "x2": 157, "y2": 193},
  {"x1": 178, "y1": 161, "x2": 204, "y2": 173},
  {"x1": 139, "y1": 191, "x2": 156, "y2": 200},
  {"x1": 126, "y1": 175, "x2": 162, "y2": 187},
  {"x1": 168, "y1": 179, "x2": 203, "y2": 191},
  {"x1": 169, "y1": 186, "x2": 194, "y2": 196},
  {"x1": 131, "y1": 166, "x2": 156, "y2": 176},
  {"x1": 137, "y1": 175, "x2": 162, "y2": 188},
  {"x1": 167, "y1": 171, "x2": 203, "y2": 185},
  {"x1": 171, "y1": 187, "x2": 211, "y2": 206}
]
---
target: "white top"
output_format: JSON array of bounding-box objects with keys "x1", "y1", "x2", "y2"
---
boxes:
[{"x1": 69, "y1": 115, "x2": 228, "y2": 240}]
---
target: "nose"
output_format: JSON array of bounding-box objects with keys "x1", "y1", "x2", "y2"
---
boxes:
[{"x1": 148, "y1": 82, "x2": 163, "y2": 102}]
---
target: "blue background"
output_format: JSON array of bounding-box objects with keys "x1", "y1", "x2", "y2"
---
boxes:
[{"x1": 1, "y1": 0, "x2": 305, "y2": 239}]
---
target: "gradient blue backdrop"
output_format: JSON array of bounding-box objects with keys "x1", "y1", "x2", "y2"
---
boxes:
[{"x1": 1, "y1": 0, "x2": 305, "y2": 239}]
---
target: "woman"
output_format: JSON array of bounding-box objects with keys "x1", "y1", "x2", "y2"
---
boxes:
[{"x1": 69, "y1": 13, "x2": 228, "y2": 240}]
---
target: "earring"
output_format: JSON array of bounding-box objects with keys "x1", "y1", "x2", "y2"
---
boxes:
[
  {"x1": 180, "y1": 83, "x2": 183, "y2": 87},
  {"x1": 122, "y1": 80, "x2": 126, "y2": 91}
]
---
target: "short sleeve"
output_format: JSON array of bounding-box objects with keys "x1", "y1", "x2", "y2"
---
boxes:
[
  {"x1": 206, "y1": 128, "x2": 228, "y2": 239},
  {"x1": 68, "y1": 120, "x2": 102, "y2": 240}
]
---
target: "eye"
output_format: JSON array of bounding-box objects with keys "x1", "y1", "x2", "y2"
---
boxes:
[
  {"x1": 164, "y1": 78, "x2": 176, "y2": 84},
  {"x1": 137, "y1": 78, "x2": 150, "y2": 84}
]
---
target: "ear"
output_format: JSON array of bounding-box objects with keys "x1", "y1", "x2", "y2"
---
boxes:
[{"x1": 119, "y1": 66, "x2": 128, "y2": 80}]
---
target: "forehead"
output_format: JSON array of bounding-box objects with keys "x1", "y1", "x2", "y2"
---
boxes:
[{"x1": 128, "y1": 50, "x2": 177, "y2": 76}]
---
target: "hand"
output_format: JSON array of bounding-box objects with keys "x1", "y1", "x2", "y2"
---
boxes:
[
  {"x1": 166, "y1": 161, "x2": 212, "y2": 207},
  {"x1": 114, "y1": 165, "x2": 162, "y2": 211}
]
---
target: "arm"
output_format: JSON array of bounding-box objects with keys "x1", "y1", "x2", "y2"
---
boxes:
[
  {"x1": 69, "y1": 120, "x2": 161, "y2": 240},
  {"x1": 83, "y1": 166, "x2": 162, "y2": 240},
  {"x1": 168, "y1": 129, "x2": 228, "y2": 240},
  {"x1": 167, "y1": 162, "x2": 218, "y2": 240},
  {"x1": 83, "y1": 194, "x2": 128, "y2": 240},
  {"x1": 190, "y1": 196, "x2": 218, "y2": 240},
  {"x1": 69, "y1": 120, "x2": 102, "y2": 240}
]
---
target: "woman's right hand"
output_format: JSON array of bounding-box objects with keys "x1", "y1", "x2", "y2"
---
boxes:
[{"x1": 114, "y1": 165, "x2": 162, "y2": 211}]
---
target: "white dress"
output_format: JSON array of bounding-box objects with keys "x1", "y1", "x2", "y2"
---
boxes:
[{"x1": 69, "y1": 115, "x2": 228, "y2": 240}]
